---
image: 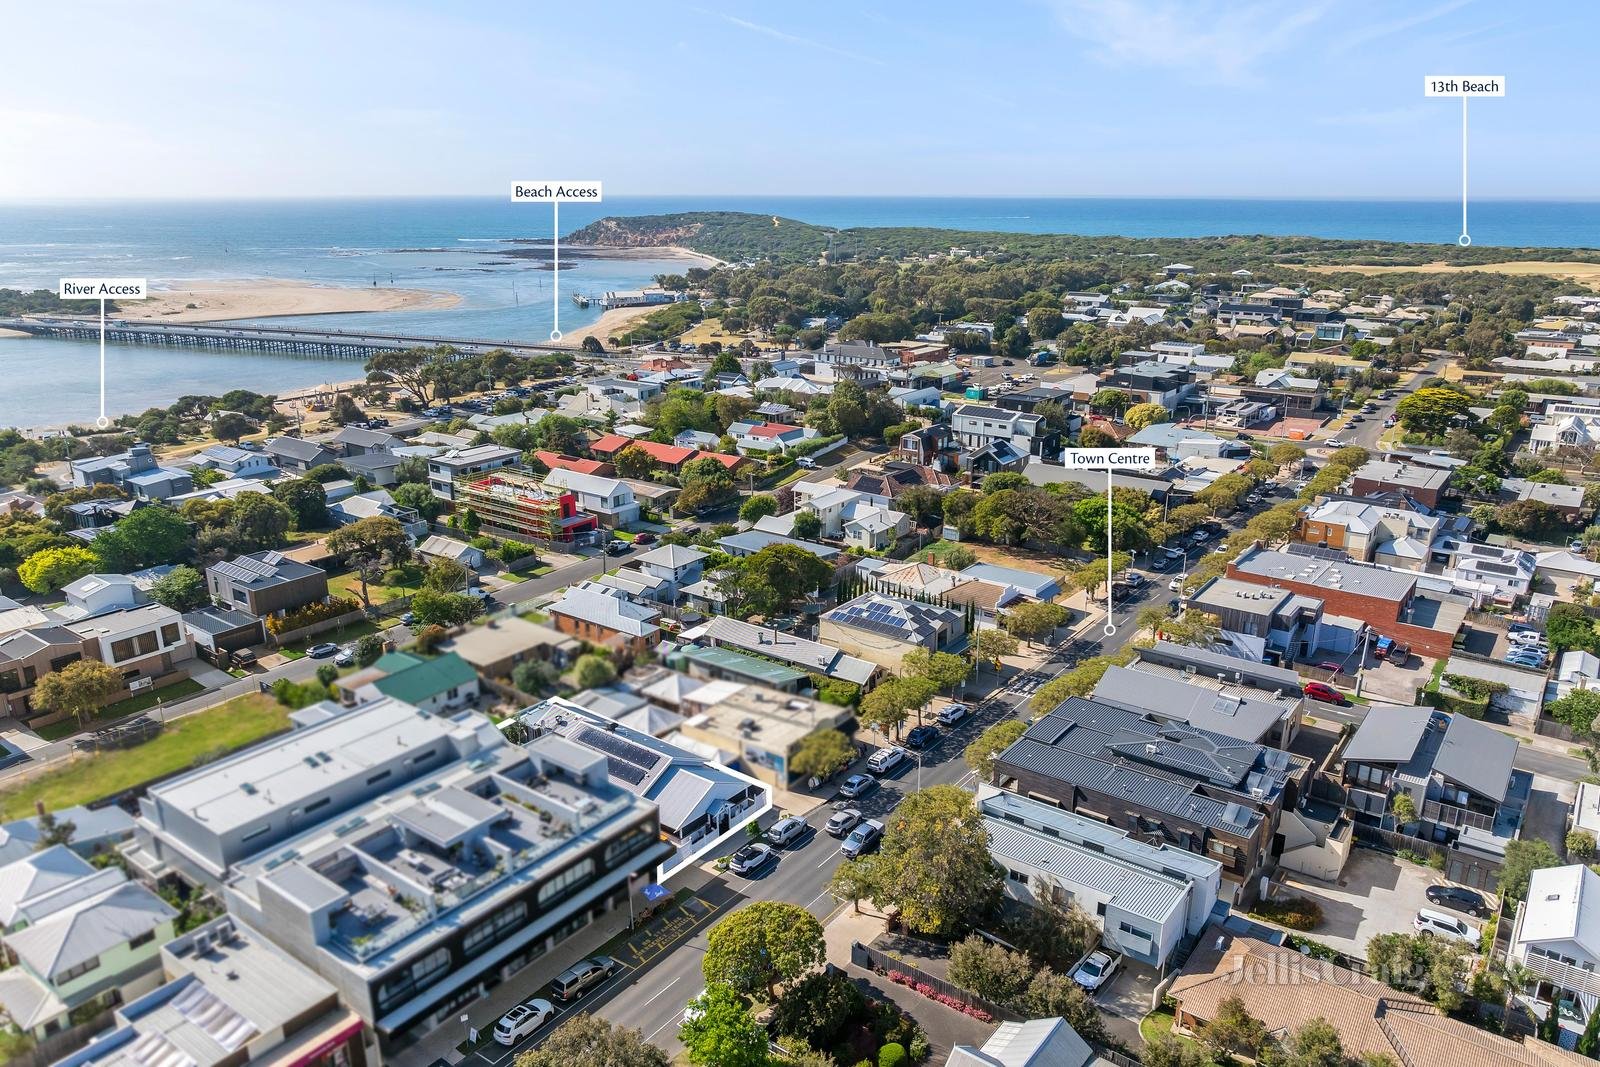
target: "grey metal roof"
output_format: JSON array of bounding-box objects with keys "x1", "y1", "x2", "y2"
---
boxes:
[
  {"x1": 1433, "y1": 713, "x2": 1518, "y2": 803},
  {"x1": 1093, "y1": 665, "x2": 1288, "y2": 744},
  {"x1": 1340, "y1": 705, "x2": 1434, "y2": 765},
  {"x1": 6, "y1": 880, "x2": 176, "y2": 979},
  {"x1": 947, "y1": 1018, "x2": 1093, "y2": 1067},
  {"x1": 986, "y1": 820, "x2": 1187, "y2": 925},
  {"x1": 1136, "y1": 642, "x2": 1303, "y2": 692},
  {"x1": 1231, "y1": 547, "x2": 1417, "y2": 602}
]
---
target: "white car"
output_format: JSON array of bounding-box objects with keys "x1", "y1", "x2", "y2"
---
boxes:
[
  {"x1": 937, "y1": 703, "x2": 970, "y2": 726},
  {"x1": 1072, "y1": 950, "x2": 1120, "y2": 992},
  {"x1": 866, "y1": 746, "x2": 908, "y2": 775},
  {"x1": 493, "y1": 999, "x2": 554, "y2": 1045},
  {"x1": 1327, "y1": 439, "x2": 1348, "y2": 448},
  {"x1": 1414, "y1": 907, "x2": 1480, "y2": 946},
  {"x1": 1168, "y1": 575, "x2": 1185, "y2": 591},
  {"x1": 728, "y1": 843, "x2": 776, "y2": 876},
  {"x1": 766, "y1": 816, "x2": 808, "y2": 848},
  {"x1": 1508, "y1": 630, "x2": 1548, "y2": 648}
]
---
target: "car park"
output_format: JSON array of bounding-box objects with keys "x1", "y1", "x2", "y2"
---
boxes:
[
  {"x1": 825, "y1": 808, "x2": 863, "y2": 837},
  {"x1": 866, "y1": 746, "x2": 908, "y2": 774},
  {"x1": 728, "y1": 843, "x2": 776, "y2": 876},
  {"x1": 839, "y1": 773, "x2": 878, "y2": 799},
  {"x1": 936, "y1": 703, "x2": 970, "y2": 726},
  {"x1": 1508, "y1": 630, "x2": 1548, "y2": 648},
  {"x1": 766, "y1": 816, "x2": 808, "y2": 847},
  {"x1": 1071, "y1": 950, "x2": 1120, "y2": 992},
  {"x1": 306, "y1": 642, "x2": 339, "y2": 659},
  {"x1": 1413, "y1": 907, "x2": 1480, "y2": 946},
  {"x1": 1507, "y1": 651, "x2": 1547, "y2": 668},
  {"x1": 493, "y1": 999, "x2": 554, "y2": 1044},
  {"x1": 840, "y1": 819, "x2": 884, "y2": 859},
  {"x1": 551, "y1": 956, "x2": 619, "y2": 1001},
  {"x1": 905, "y1": 725, "x2": 940, "y2": 750},
  {"x1": 1426, "y1": 885, "x2": 1490, "y2": 918},
  {"x1": 1303, "y1": 681, "x2": 1344, "y2": 704}
]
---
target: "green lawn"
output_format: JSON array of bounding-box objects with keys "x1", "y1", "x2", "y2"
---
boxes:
[
  {"x1": 279, "y1": 618, "x2": 392, "y2": 658},
  {"x1": 34, "y1": 679, "x2": 209, "y2": 742},
  {"x1": 1140, "y1": 1009, "x2": 1177, "y2": 1045},
  {"x1": 329, "y1": 571, "x2": 419, "y2": 606},
  {"x1": 501, "y1": 563, "x2": 554, "y2": 580},
  {"x1": 0, "y1": 692, "x2": 290, "y2": 819}
]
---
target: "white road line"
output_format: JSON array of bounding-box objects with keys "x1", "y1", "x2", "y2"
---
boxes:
[
  {"x1": 638, "y1": 975, "x2": 681, "y2": 1008},
  {"x1": 807, "y1": 889, "x2": 835, "y2": 911},
  {"x1": 647, "y1": 1006, "x2": 686, "y2": 1043},
  {"x1": 817, "y1": 852, "x2": 838, "y2": 868}
]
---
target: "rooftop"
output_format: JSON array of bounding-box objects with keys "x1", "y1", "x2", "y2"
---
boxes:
[
  {"x1": 208, "y1": 550, "x2": 324, "y2": 591},
  {"x1": 1093, "y1": 665, "x2": 1292, "y2": 745},
  {"x1": 1351, "y1": 459, "x2": 1452, "y2": 492},
  {"x1": 679, "y1": 617, "x2": 877, "y2": 686},
  {"x1": 1231, "y1": 546, "x2": 1416, "y2": 602}
]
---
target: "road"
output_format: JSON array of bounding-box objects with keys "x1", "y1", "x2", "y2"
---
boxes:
[{"x1": 1327, "y1": 355, "x2": 1449, "y2": 451}]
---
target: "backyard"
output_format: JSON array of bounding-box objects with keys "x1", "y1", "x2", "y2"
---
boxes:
[{"x1": 0, "y1": 692, "x2": 290, "y2": 819}]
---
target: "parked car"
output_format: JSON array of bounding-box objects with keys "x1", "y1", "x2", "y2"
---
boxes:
[
  {"x1": 766, "y1": 816, "x2": 808, "y2": 848},
  {"x1": 1327, "y1": 438, "x2": 1348, "y2": 448},
  {"x1": 1413, "y1": 907, "x2": 1480, "y2": 946},
  {"x1": 866, "y1": 746, "x2": 908, "y2": 774},
  {"x1": 1168, "y1": 575, "x2": 1185, "y2": 591},
  {"x1": 841, "y1": 819, "x2": 884, "y2": 859},
  {"x1": 1571, "y1": 540, "x2": 1588, "y2": 553},
  {"x1": 400, "y1": 612, "x2": 415, "y2": 626},
  {"x1": 334, "y1": 646, "x2": 356, "y2": 668},
  {"x1": 796, "y1": 457, "x2": 817, "y2": 469},
  {"x1": 1507, "y1": 651, "x2": 1547, "y2": 668},
  {"x1": 551, "y1": 956, "x2": 619, "y2": 1001},
  {"x1": 493, "y1": 999, "x2": 554, "y2": 1045},
  {"x1": 230, "y1": 648, "x2": 257, "y2": 669},
  {"x1": 306, "y1": 642, "x2": 339, "y2": 659},
  {"x1": 936, "y1": 703, "x2": 970, "y2": 727},
  {"x1": 1426, "y1": 885, "x2": 1490, "y2": 918},
  {"x1": 825, "y1": 808, "x2": 862, "y2": 837},
  {"x1": 1303, "y1": 681, "x2": 1344, "y2": 704},
  {"x1": 905, "y1": 725, "x2": 940, "y2": 750},
  {"x1": 604, "y1": 540, "x2": 631, "y2": 556},
  {"x1": 839, "y1": 774, "x2": 878, "y2": 800},
  {"x1": 1072, "y1": 950, "x2": 1121, "y2": 992},
  {"x1": 728, "y1": 843, "x2": 776, "y2": 876},
  {"x1": 633, "y1": 531, "x2": 657, "y2": 545},
  {"x1": 1314, "y1": 661, "x2": 1343, "y2": 674},
  {"x1": 1509, "y1": 630, "x2": 1549, "y2": 648}
]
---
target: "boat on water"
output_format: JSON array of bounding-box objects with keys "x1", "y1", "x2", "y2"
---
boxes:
[{"x1": 571, "y1": 293, "x2": 591, "y2": 308}]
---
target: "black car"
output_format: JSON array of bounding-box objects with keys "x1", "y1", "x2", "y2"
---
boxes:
[
  {"x1": 905, "y1": 725, "x2": 940, "y2": 750},
  {"x1": 1425, "y1": 885, "x2": 1489, "y2": 918}
]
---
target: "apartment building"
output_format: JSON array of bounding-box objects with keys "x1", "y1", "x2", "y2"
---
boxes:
[
  {"x1": 427, "y1": 445, "x2": 522, "y2": 502},
  {"x1": 1348, "y1": 460, "x2": 1452, "y2": 510},
  {"x1": 130, "y1": 698, "x2": 673, "y2": 1053},
  {"x1": 948, "y1": 403, "x2": 1051, "y2": 459},
  {"x1": 1294, "y1": 498, "x2": 1454, "y2": 568}
]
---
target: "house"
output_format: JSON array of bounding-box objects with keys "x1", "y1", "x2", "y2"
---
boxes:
[
  {"x1": 516, "y1": 697, "x2": 769, "y2": 877},
  {"x1": 959, "y1": 563, "x2": 1061, "y2": 601},
  {"x1": 815, "y1": 340, "x2": 902, "y2": 384},
  {"x1": 426, "y1": 444, "x2": 522, "y2": 502},
  {"x1": 0, "y1": 806, "x2": 133, "y2": 870},
  {"x1": 667, "y1": 643, "x2": 810, "y2": 694},
  {"x1": 1537, "y1": 551, "x2": 1600, "y2": 599},
  {"x1": 57, "y1": 573, "x2": 146, "y2": 621},
  {"x1": 1530, "y1": 409, "x2": 1600, "y2": 454},
  {"x1": 327, "y1": 488, "x2": 427, "y2": 539},
  {"x1": 673, "y1": 429, "x2": 720, "y2": 451},
  {"x1": 417, "y1": 534, "x2": 486, "y2": 571},
  {"x1": 340, "y1": 450, "x2": 406, "y2": 487},
  {"x1": 859, "y1": 559, "x2": 1025, "y2": 622},
  {"x1": 715, "y1": 529, "x2": 842, "y2": 562},
  {"x1": 1225, "y1": 545, "x2": 1470, "y2": 660},
  {"x1": 70, "y1": 444, "x2": 193, "y2": 501},
  {"x1": 206, "y1": 550, "x2": 330, "y2": 618},
  {"x1": 57, "y1": 916, "x2": 365, "y2": 1067},
  {"x1": 67, "y1": 603, "x2": 194, "y2": 694},
  {"x1": 438, "y1": 616, "x2": 579, "y2": 678},
  {"x1": 347, "y1": 651, "x2": 480, "y2": 713},
  {"x1": 1295, "y1": 498, "x2": 1453, "y2": 567},
  {"x1": 818, "y1": 592, "x2": 966, "y2": 671},
  {"x1": 1510, "y1": 864, "x2": 1600, "y2": 1041},
  {"x1": 948, "y1": 1017, "x2": 1097, "y2": 1067},
  {"x1": 1170, "y1": 927, "x2": 1581, "y2": 1067},
  {"x1": 1448, "y1": 542, "x2": 1536, "y2": 604},
  {"x1": 673, "y1": 683, "x2": 854, "y2": 791},
  {"x1": 190, "y1": 443, "x2": 279, "y2": 479},
  {"x1": 839, "y1": 462, "x2": 955, "y2": 506},
  {"x1": 532, "y1": 450, "x2": 616, "y2": 477},
  {"x1": 892, "y1": 424, "x2": 953, "y2": 467},
  {"x1": 451, "y1": 468, "x2": 600, "y2": 541},
  {"x1": 1348, "y1": 460, "x2": 1452, "y2": 510},
  {"x1": 130, "y1": 695, "x2": 674, "y2": 1055},
  {"x1": 327, "y1": 425, "x2": 401, "y2": 456},
  {"x1": 796, "y1": 486, "x2": 910, "y2": 547},
  {"x1": 678, "y1": 617, "x2": 877, "y2": 688},
  {"x1": 262, "y1": 437, "x2": 337, "y2": 475},
  {"x1": 1339, "y1": 705, "x2": 1527, "y2": 887},
  {"x1": 541, "y1": 468, "x2": 640, "y2": 528},
  {"x1": 583, "y1": 376, "x2": 663, "y2": 412},
  {"x1": 0, "y1": 626, "x2": 88, "y2": 723},
  {"x1": 546, "y1": 581, "x2": 661, "y2": 655},
  {"x1": 1127, "y1": 424, "x2": 1251, "y2": 462},
  {"x1": 977, "y1": 786, "x2": 1222, "y2": 971},
  {"x1": 991, "y1": 696, "x2": 1302, "y2": 904},
  {"x1": 949, "y1": 403, "x2": 1050, "y2": 458},
  {"x1": 1102, "y1": 361, "x2": 1196, "y2": 412},
  {"x1": 1503, "y1": 478, "x2": 1587, "y2": 525},
  {"x1": 1092, "y1": 663, "x2": 1301, "y2": 748},
  {"x1": 728, "y1": 421, "x2": 814, "y2": 455},
  {"x1": 181, "y1": 606, "x2": 265, "y2": 664},
  {"x1": 629, "y1": 544, "x2": 708, "y2": 600},
  {"x1": 590, "y1": 434, "x2": 698, "y2": 471},
  {"x1": 0, "y1": 846, "x2": 176, "y2": 1040}
]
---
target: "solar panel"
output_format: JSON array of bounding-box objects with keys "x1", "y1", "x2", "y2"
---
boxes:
[
  {"x1": 575, "y1": 726, "x2": 663, "y2": 775},
  {"x1": 609, "y1": 761, "x2": 649, "y2": 786}
]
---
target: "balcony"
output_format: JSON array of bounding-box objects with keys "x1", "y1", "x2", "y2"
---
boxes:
[
  {"x1": 1422, "y1": 798, "x2": 1495, "y2": 833},
  {"x1": 1522, "y1": 951, "x2": 1600, "y2": 1001}
]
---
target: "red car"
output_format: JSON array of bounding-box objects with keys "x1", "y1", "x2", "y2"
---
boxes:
[
  {"x1": 1314, "y1": 661, "x2": 1342, "y2": 673},
  {"x1": 1303, "y1": 681, "x2": 1344, "y2": 704}
]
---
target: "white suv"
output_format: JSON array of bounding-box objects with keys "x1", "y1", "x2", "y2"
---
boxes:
[
  {"x1": 1413, "y1": 907, "x2": 1479, "y2": 946},
  {"x1": 866, "y1": 746, "x2": 907, "y2": 774}
]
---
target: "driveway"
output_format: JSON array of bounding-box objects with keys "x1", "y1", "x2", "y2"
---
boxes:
[
  {"x1": 1096, "y1": 958, "x2": 1161, "y2": 1048},
  {"x1": 1276, "y1": 848, "x2": 1438, "y2": 960},
  {"x1": 1358, "y1": 656, "x2": 1431, "y2": 706}
]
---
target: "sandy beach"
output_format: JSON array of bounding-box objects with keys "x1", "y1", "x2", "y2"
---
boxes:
[
  {"x1": 580, "y1": 302, "x2": 677, "y2": 341},
  {"x1": 125, "y1": 278, "x2": 462, "y2": 323}
]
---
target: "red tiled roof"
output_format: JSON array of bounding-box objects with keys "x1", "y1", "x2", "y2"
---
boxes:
[
  {"x1": 749, "y1": 422, "x2": 803, "y2": 439},
  {"x1": 533, "y1": 451, "x2": 613, "y2": 477},
  {"x1": 589, "y1": 435, "x2": 698, "y2": 466},
  {"x1": 589, "y1": 433, "x2": 633, "y2": 456},
  {"x1": 694, "y1": 451, "x2": 744, "y2": 470}
]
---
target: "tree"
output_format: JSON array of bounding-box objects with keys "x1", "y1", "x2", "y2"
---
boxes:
[
  {"x1": 678, "y1": 985, "x2": 768, "y2": 1067},
  {"x1": 737, "y1": 543, "x2": 832, "y2": 617},
  {"x1": 391, "y1": 480, "x2": 443, "y2": 521},
  {"x1": 972, "y1": 627, "x2": 1019, "y2": 673},
  {"x1": 859, "y1": 676, "x2": 934, "y2": 741},
  {"x1": 423, "y1": 558, "x2": 471, "y2": 593},
  {"x1": 1010, "y1": 889, "x2": 1101, "y2": 971},
  {"x1": 512, "y1": 1013, "x2": 667, "y2": 1067},
  {"x1": 788, "y1": 728, "x2": 855, "y2": 781},
  {"x1": 1279, "y1": 1017, "x2": 1347, "y2": 1067},
  {"x1": 949, "y1": 935, "x2": 1034, "y2": 1004},
  {"x1": 212, "y1": 411, "x2": 255, "y2": 443},
  {"x1": 459, "y1": 507, "x2": 482, "y2": 537},
  {"x1": 1142, "y1": 1034, "x2": 1212, "y2": 1067},
  {"x1": 326, "y1": 516, "x2": 412, "y2": 608},
  {"x1": 1031, "y1": 656, "x2": 1115, "y2": 712},
  {"x1": 613, "y1": 445, "x2": 657, "y2": 481},
  {"x1": 33, "y1": 659, "x2": 124, "y2": 728},
  {"x1": 1269, "y1": 443, "x2": 1307, "y2": 467},
  {"x1": 573, "y1": 653, "x2": 618, "y2": 689},
  {"x1": 964, "y1": 720, "x2": 1026, "y2": 780},
  {"x1": 148, "y1": 564, "x2": 208, "y2": 611},
  {"x1": 34, "y1": 810, "x2": 76, "y2": 850},
  {"x1": 864, "y1": 784, "x2": 1002, "y2": 936},
  {"x1": 769, "y1": 971, "x2": 866, "y2": 1051},
  {"x1": 410, "y1": 589, "x2": 480, "y2": 628},
  {"x1": 1391, "y1": 792, "x2": 1417, "y2": 827},
  {"x1": 272, "y1": 478, "x2": 328, "y2": 529},
  {"x1": 1124, "y1": 402, "x2": 1170, "y2": 431},
  {"x1": 900, "y1": 647, "x2": 969, "y2": 695},
  {"x1": 18, "y1": 545, "x2": 99, "y2": 593},
  {"x1": 355, "y1": 633, "x2": 386, "y2": 666},
  {"x1": 328, "y1": 393, "x2": 365, "y2": 426},
  {"x1": 1396, "y1": 387, "x2": 1472, "y2": 437},
  {"x1": 1023, "y1": 970, "x2": 1104, "y2": 1043},
  {"x1": 1078, "y1": 424, "x2": 1117, "y2": 448},
  {"x1": 896, "y1": 484, "x2": 945, "y2": 530},
  {"x1": 789, "y1": 510, "x2": 822, "y2": 540},
  {"x1": 942, "y1": 545, "x2": 977, "y2": 570},
  {"x1": 227, "y1": 492, "x2": 293, "y2": 552},
  {"x1": 1578, "y1": 1001, "x2": 1600, "y2": 1057},
  {"x1": 1501, "y1": 838, "x2": 1563, "y2": 903},
  {"x1": 91, "y1": 506, "x2": 191, "y2": 571},
  {"x1": 1550, "y1": 602, "x2": 1600, "y2": 655},
  {"x1": 1498, "y1": 499, "x2": 1562, "y2": 539},
  {"x1": 1199, "y1": 994, "x2": 1270, "y2": 1060},
  {"x1": 1002, "y1": 601, "x2": 1069, "y2": 646},
  {"x1": 306, "y1": 462, "x2": 350, "y2": 484},
  {"x1": 738, "y1": 495, "x2": 778, "y2": 524},
  {"x1": 702, "y1": 901, "x2": 825, "y2": 998},
  {"x1": 1551, "y1": 689, "x2": 1600, "y2": 734},
  {"x1": 1089, "y1": 389, "x2": 1130, "y2": 416},
  {"x1": 511, "y1": 658, "x2": 559, "y2": 695},
  {"x1": 1567, "y1": 829, "x2": 1597, "y2": 861}
]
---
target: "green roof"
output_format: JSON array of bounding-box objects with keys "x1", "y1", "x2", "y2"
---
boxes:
[
  {"x1": 371, "y1": 652, "x2": 478, "y2": 704},
  {"x1": 674, "y1": 644, "x2": 806, "y2": 687},
  {"x1": 373, "y1": 651, "x2": 426, "y2": 672}
]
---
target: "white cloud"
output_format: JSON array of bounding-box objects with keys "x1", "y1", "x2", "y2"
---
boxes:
[
  {"x1": 1331, "y1": 0, "x2": 1474, "y2": 51},
  {"x1": 699, "y1": 9, "x2": 885, "y2": 65},
  {"x1": 1041, "y1": 0, "x2": 1332, "y2": 85}
]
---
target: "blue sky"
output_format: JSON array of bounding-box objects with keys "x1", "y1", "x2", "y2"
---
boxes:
[{"x1": 3, "y1": 0, "x2": 1592, "y2": 199}]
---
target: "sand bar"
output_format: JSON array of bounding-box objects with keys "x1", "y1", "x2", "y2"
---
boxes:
[
  {"x1": 124, "y1": 278, "x2": 462, "y2": 323},
  {"x1": 1300, "y1": 260, "x2": 1600, "y2": 291}
]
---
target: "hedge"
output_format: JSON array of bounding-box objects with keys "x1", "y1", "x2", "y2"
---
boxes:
[{"x1": 265, "y1": 596, "x2": 361, "y2": 635}]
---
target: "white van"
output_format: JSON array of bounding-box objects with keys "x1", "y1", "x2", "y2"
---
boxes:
[{"x1": 1413, "y1": 907, "x2": 1479, "y2": 946}]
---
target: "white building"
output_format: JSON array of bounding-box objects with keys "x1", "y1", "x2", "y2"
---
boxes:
[
  {"x1": 426, "y1": 444, "x2": 522, "y2": 501},
  {"x1": 541, "y1": 468, "x2": 641, "y2": 527},
  {"x1": 1510, "y1": 864, "x2": 1600, "y2": 1040}
]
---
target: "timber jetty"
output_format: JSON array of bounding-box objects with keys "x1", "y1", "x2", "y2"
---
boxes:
[{"x1": 0, "y1": 317, "x2": 583, "y2": 357}]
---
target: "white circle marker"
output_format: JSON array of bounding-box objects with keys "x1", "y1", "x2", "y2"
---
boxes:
[
  {"x1": 95, "y1": 416, "x2": 110, "y2": 430},
  {"x1": 1103, "y1": 621, "x2": 1117, "y2": 637},
  {"x1": 549, "y1": 329, "x2": 563, "y2": 342},
  {"x1": 1457, "y1": 234, "x2": 1472, "y2": 247}
]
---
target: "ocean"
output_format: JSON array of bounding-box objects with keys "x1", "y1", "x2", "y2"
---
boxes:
[{"x1": 3, "y1": 195, "x2": 1599, "y2": 430}]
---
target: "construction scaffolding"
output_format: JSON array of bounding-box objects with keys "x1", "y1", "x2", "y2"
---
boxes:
[{"x1": 453, "y1": 469, "x2": 597, "y2": 543}]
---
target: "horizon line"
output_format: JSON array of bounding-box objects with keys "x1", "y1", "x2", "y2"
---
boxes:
[{"x1": 4, "y1": 193, "x2": 1600, "y2": 206}]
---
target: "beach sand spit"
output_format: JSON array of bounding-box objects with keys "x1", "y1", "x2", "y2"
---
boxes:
[
  {"x1": 1300, "y1": 260, "x2": 1600, "y2": 291},
  {"x1": 125, "y1": 278, "x2": 462, "y2": 323}
]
